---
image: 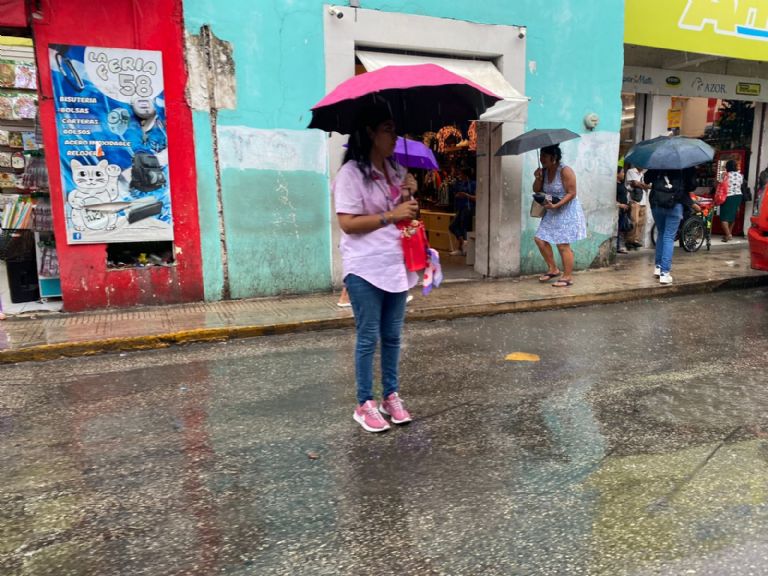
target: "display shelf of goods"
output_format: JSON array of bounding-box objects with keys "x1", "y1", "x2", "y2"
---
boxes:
[
  {"x1": 0, "y1": 92, "x2": 36, "y2": 121},
  {"x1": 34, "y1": 231, "x2": 61, "y2": 299},
  {"x1": 0, "y1": 60, "x2": 37, "y2": 90}
]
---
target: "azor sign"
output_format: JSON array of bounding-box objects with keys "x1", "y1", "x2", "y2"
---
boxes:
[{"x1": 626, "y1": 0, "x2": 768, "y2": 62}]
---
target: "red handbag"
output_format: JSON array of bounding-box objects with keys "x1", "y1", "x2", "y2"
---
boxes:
[
  {"x1": 714, "y1": 173, "x2": 729, "y2": 206},
  {"x1": 397, "y1": 219, "x2": 429, "y2": 272}
]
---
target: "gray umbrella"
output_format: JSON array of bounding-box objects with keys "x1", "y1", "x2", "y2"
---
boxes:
[
  {"x1": 625, "y1": 136, "x2": 714, "y2": 170},
  {"x1": 495, "y1": 128, "x2": 580, "y2": 156}
]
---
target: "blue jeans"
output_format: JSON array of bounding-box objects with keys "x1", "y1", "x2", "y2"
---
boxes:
[
  {"x1": 344, "y1": 274, "x2": 408, "y2": 405},
  {"x1": 651, "y1": 203, "x2": 683, "y2": 274}
]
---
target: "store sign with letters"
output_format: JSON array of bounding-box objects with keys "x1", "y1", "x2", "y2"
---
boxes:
[
  {"x1": 623, "y1": 66, "x2": 768, "y2": 103},
  {"x1": 626, "y1": 0, "x2": 768, "y2": 62},
  {"x1": 49, "y1": 45, "x2": 173, "y2": 245}
]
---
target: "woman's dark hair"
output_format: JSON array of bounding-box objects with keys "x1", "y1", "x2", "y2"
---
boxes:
[
  {"x1": 617, "y1": 165, "x2": 624, "y2": 175},
  {"x1": 540, "y1": 144, "x2": 562, "y2": 163},
  {"x1": 725, "y1": 159, "x2": 738, "y2": 172},
  {"x1": 343, "y1": 104, "x2": 394, "y2": 178}
]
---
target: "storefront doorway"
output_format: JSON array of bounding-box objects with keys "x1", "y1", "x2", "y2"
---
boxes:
[
  {"x1": 0, "y1": 35, "x2": 61, "y2": 315},
  {"x1": 622, "y1": 44, "x2": 768, "y2": 244},
  {"x1": 352, "y1": 48, "x2": 526, "y2": 281},
  {"x1": 323, "y1": 8, "x2": 528, "y2": 287}
]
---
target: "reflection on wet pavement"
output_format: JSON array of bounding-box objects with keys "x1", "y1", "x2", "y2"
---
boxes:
[{"x1": 1, "y1": 289, "x2": 768, "y2": 575}]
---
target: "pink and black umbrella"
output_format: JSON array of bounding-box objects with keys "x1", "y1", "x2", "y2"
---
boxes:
[{"x1": 308, "y1": 63, "x2": 501, "y2": 135}]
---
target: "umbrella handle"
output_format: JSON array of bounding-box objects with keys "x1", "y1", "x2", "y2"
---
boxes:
[{"x1": 402, "y1": 137, "x2": 412, "y2": 201}]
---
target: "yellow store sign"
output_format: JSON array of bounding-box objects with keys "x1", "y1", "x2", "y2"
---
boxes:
[{"x1": 626, "y1": 0, "x2": 768, "y2": 62}]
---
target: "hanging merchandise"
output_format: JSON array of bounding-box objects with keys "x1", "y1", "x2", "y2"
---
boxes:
[
  {"x1": 32, "y1": 202, "x2": 53, "y2": 231},
  {"x1": 14, "y1": 64, "x2": 37, "y2": 90},
  {"x1": 38, "y1": 245, "x2": 59, "y2": 278},
  {"x1": 21, "y1": 153, "x2": 49, "y2": 190},
  {"x1": 34, "y1": 106, "x2": 43, "y2": 149},
  {"x1": 436, "y1": 126, "x2": 464, "y2": 153},
  {"x1": 21, "y1": 132, "x2": 37, "y2": 151},
  {"x1": 11, "y1": 152, "x2": 24, "y2": 169},
  {"x1": 468, "y1": 121, "x2": 478, "y2": 152},
  {"x1": 49, "y1": 44, "x2": 173, "y2": 244}
]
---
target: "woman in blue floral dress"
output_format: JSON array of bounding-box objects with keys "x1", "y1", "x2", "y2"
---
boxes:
[{"x1": 532, "y1": 144, "x2": 587, "y2": 287}]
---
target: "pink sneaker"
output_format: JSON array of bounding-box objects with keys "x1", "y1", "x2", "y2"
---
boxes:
[
  {"x1": 380, "y1": 393, "x2": 412, "y2": 424},
  {"x1": 353, "y1": 400, "x2": 391, "y2": 433}
]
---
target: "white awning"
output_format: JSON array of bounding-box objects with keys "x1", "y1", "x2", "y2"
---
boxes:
[{"x1": 357, "y1": 50, "x2": 528, "y2": 123}]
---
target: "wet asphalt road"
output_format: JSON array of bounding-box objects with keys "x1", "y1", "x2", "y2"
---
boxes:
[{"x1": 2, "y1": 289, "x2": 768, "y2": 576}]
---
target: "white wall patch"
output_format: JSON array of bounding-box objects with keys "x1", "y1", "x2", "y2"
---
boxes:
[{"x1": 218, "y1": 126, "x2": 328, "y2": 175}]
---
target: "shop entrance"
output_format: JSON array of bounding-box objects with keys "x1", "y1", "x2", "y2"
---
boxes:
[
  {"x1": 0, "y1": 35, "x2": 60, "y2": 315},
  {"x1": 355, "y1": 49, "x2": 525, "y2": 281},
  {"x1": 622, "y1": 44, "x2": 768, "y2": 244}
]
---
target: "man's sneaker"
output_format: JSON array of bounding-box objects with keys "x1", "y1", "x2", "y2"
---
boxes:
[
  {"x1": 379, "y1": 392, "x2": 413, "y2": 424},
  {"x1": 354, "y1": 400, "x2": 391, "y2": 433},
  {"x1": 653, "y1": 265, "x2": 661, "y2": 277},
  {"x1": 659, "y1": 272, "x2": 673, "y2": 285}
]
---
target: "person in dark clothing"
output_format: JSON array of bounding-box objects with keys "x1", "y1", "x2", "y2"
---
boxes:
[
  {"x1": 646, "y1": 169, "x2": 701, "y2": 285},
  {"x1": 616, "y1": 166, "x2": 630, "y2": 254},
  {"x1": 448, "y1": 167, "x2": 476, "y2": 256}
]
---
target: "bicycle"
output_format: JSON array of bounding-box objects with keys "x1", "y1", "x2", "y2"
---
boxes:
[{"x1": 649, "y1": 195, "x2": 714, "y2": 253}]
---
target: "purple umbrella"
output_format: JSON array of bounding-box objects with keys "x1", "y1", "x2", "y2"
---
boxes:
[
  {"x1": 395, "y1": 137, "x2": 439, "y2": 170},
  {"x1": 344, "y1": 137, "x2": 439, "y2": 170}
]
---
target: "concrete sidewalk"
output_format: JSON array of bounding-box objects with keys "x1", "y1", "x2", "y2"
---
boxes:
[{"x1": 0, "y1": 243, "x2": 765, "y2": 364}]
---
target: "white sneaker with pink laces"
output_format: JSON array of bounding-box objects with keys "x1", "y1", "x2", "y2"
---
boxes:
[
  {"x1": 353, "y1": 400, "x2": 391, "y2": 433},
  {"x1": 379, "y1": 392, "x2": 413, "y2": 424}
]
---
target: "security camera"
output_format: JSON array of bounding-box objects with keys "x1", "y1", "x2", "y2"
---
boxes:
[
  {"x1": 329, "y1": 7, "x2": 344, "y2": 19},
  {"x1": 518, "y1": 28, "x2": 527, "y2": 39}
]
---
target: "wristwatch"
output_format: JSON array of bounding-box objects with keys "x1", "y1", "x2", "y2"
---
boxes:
[{"x1": 379, "y1": 213, "x2": 390, "y2": 226}]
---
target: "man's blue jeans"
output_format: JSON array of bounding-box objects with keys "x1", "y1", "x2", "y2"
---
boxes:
[
  {"x1": 651, "y1": 203, "x2": 683, "y2": 274},
  {"x1": 344, "y1": 274, "x2": 408, "y2": 405}
]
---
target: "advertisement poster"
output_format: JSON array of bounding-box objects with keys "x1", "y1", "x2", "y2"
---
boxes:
[{"x1": 49, "y1": 45, "x2": 173, "y2": 244}]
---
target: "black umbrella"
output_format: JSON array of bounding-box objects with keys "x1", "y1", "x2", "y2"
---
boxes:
[{"x1": 495, "y1": 128, "x2": 580, "y2": 156}]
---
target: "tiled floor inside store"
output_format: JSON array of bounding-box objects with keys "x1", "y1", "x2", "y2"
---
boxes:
[{"x1": 0, "y1": 261, "x2": 63, "y2": 317}]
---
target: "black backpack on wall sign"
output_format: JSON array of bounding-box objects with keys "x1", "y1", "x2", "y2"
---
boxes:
[{"x1": 130, "y1": 152, "x2": 166, "y2": 193}]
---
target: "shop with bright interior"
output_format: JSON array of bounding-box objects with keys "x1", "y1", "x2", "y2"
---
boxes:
[
  {"x1": 623, "y1": 44, "x2": 768, "y2": 242},
  {"x1": 408, "y1": 122, "x2": 483, "y2": 280},
  {"x1": 0, "y1": 35, "x2": 60, "y2": 316},
  {"x1": 354, "y1": 55, "x2": 487, "y2": 281}
]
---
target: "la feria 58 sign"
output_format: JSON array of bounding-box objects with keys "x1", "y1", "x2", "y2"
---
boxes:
[{"x1": 626, "y1": 0, "x2": 768, "y2": 62}]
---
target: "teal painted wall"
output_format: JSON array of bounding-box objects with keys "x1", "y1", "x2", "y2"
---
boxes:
[
  {"x1": 193, "y1": 111, "x2": 225, "y2": 300},
  {"x1": 184, "y1": 0, "x2": 624, "y2": 296}
]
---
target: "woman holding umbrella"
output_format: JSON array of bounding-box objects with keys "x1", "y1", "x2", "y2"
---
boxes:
[
  {"x1": 311, "y1": 62, "x2": 501, "y2": 431},
  {"x1": 645, "y1": 168, "x2": 701, "y2": 284},
  {"x1": 333, "y1": 105, "x2": 419, "y2": 433},
  {"x1": 625, "y1": 136, "x2": 711, "y2": 284},
  {"x1": 532, "y1": 145, "x2": 587, "y2": 287}
]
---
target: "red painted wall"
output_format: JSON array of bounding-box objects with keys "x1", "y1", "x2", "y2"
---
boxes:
[
  {"x1": 0, "y1": 0, "x2": 28, "y2": 28},
  {"x1": 31, "y1": 0, "x2": 203, "y2": 311}
]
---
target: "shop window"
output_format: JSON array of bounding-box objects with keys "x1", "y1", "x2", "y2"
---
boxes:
[
  {"x1": 620, "y1": 93, "x2": 636, "y2": 159},
  {"x1": 107, "y1": 241, "x2": 175, "y2": 269}
]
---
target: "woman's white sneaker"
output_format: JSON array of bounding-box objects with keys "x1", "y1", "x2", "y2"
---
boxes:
[
  {"x1": 659, "y1": 272, "x2": 673, "y2": 285},
  {"x1": 653, "y1": 265, "x2": 661, "y2": 277}
]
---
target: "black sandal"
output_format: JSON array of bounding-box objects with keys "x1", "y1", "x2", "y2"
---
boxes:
[{"x1": 538, "y1": 271, "x2": 561, "y2": 282}]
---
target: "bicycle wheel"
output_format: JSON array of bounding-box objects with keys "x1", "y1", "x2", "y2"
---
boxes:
[
  {"x1": 650, "y1": 223, "x2": 657, "y2": 246},
  {"x1": 680, "y1": 217, "x2": 705, "y2": 252}
]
